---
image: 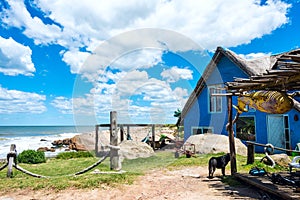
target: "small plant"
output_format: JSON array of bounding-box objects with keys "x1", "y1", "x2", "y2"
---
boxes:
[{"x1": 17, "y1": 150, "x2": 46, "y2": 164}]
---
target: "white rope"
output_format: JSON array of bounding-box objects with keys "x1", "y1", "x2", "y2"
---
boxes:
[{"x1": 106, "y1": 144, "x2": 121, "y2": 150}]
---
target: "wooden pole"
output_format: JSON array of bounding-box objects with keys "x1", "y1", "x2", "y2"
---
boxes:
[
  {"x1": 7, "y1": 144, "x2": 16, "y2": 178},
  {"x1": 247, "y1": 143, "x2": 255, "y2": 164},
  {"x1": 152, "y1": 124, "x2": 155, "y2": 149},
  {"x1": 227, "y1": 95, "x2": 237, "y2": 174},
  {"x1": 110, "y1": 111, "x2": 121, "y2": 170},
  {"x1": 120, "y1": 125, "x2": 124, "y2": 142},
  {"x1": 95, "y1": 125, "x2": 99, "y2": 156},
  {"x1": 127, "y1": 126, "x2": 130, "y2": 138}
]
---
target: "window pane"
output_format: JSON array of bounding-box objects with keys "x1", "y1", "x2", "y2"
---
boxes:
[
  {"x1": 209, "y1": 88, "x2": 215, "y2": 112},
  {"x1": 193, "y1": 128, "x2": 202, "y2": 135},
  {"x1": 216, "y1": 96, "x2": 222, "y2": 112}
]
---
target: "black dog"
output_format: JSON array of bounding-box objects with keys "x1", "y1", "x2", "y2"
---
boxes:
[{"x1": 208, "y1": 153, "x2": 231, "y2": 178}]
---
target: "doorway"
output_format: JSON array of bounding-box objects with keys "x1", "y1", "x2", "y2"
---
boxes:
[{"x1": 267, "y1": 115, "x2": 290, "y2": 154}]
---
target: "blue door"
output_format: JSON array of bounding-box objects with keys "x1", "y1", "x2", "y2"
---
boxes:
[{"x1": 267, "y1": 115, "x2": 285, "y2": 153}]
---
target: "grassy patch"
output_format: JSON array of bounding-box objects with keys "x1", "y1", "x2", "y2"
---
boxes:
[
  {"x1": 0, "y1": 151, "x2": 290, "y2": 191},
  {"x1": 56, "y1": 151, "x2": 94, "y2": 159}
]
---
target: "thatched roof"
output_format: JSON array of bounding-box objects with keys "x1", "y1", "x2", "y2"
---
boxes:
[{"x1": 226, "y1": 48, "x2": 300, "y2": 92}]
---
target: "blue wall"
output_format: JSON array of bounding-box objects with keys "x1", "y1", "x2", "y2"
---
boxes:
[
  {"x1": 287, "y1": 109, "x2": 300, "y2": 149},
  {"x1": 184, "y1": 55, "x2": 249, "y2": 140},
  {"x1": 184, "y1": 54, "x2": 300, "y2": 153}
]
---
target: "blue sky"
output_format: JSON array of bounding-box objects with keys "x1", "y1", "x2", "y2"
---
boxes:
[{"x1": 0, "y1": 0, "x2": 299, "y2": 126}]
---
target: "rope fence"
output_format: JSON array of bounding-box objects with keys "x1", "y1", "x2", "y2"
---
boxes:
[
  {"x1": 0, "y1": 147, "x2": 111, "y2": 178},
  {"x1": 246, "y1": 141, "x2": 300, "y2": 165}
]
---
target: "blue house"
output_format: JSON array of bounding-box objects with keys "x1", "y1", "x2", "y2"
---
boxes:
[{"x1": 180, "y1": 47, "x2": 300, "y2": 153}]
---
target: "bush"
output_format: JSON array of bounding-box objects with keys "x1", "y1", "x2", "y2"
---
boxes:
[
  {"x1": 17, "y1": 150, "x2": 46, "y2": 164},
  {"x1": 56, "y1": 151, "x2": 94, "y2": 160}
]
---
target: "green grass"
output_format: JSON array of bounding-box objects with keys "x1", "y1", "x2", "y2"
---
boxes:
[{"x1": 0, "y1": 151, "x2": 290, "y2": 192}]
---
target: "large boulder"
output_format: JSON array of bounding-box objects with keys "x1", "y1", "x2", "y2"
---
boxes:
[
  {"x1": 184, "y1": 134, "x2": 247, "y2": 156},
  {"x1": 69, "y1": 135, "x2": 88, "y2": 151},
  {"x1": 119, "y1": 140, "x2": 155, "y2": 160}
]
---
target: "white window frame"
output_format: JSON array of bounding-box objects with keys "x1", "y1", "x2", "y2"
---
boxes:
[{"x1": 208, "y1": 85, "x2": 222, "y2": 113}]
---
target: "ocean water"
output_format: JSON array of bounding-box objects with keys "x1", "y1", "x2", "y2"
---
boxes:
[{"x1": 0, "y1": 126, "x2": 94, "y2": 159}]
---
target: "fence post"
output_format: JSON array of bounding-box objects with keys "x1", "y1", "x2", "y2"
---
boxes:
[
  {"x1": 120, "y1": 125, "x2": 124, "y2": 142},
  {"x1": 95, "y1": 125, "x2": 99, "y2": 156},
  {"x1": 110, "y1": 111, "x2": 121, "y2": 170},
  {"x1": 227, "y1": 95, "x2": 237, "y2": 174},
  {"x1": 152, "y1": 124, "x2": 155, "y2": 149},
  {"x1": 7, "y1": 144, "x2": 16, "y2": 178},
  {"x1": 247, "y1": 143, "x2": 255, "y2": 164}
]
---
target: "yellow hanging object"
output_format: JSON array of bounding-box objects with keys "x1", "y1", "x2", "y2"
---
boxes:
[{"x1": 234, "y1": 91, "x2": 294, "y2": 114}]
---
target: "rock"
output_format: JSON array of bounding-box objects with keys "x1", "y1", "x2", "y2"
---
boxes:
[
  {"x1": 37, "y1": 147, "x2": 49, "y2": 152},
  {"x1": 62, "y1": 138, "x2": 71, "y2": 145},
  {"x1": 184, "y1": 134, "x2": 247, "y2": 156},
  {"x1": 37, "y1": 147, "x2": 56, "y2": 152},
  {"x1": 52, "y1": 139, "x2": 63, "y2": 146},
  {"x1": 119, "y1": 140, "x2": 155, "y2": 160},
  {"x1": 270, "y1": 154, "x2": 291, "y2": 167},
  {"x1": 75, "y1": 132, "x2": 96, "y2": 151},
  {"x1": 69, "y1": 135, "x2": 88, "y2": 151}
]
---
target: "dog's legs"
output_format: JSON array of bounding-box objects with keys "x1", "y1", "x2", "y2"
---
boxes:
[
  {"x1": 208, "y1": 165, "x2": 213, "y2": 178},
  {"x1": 221, "y1": 167, "x2": 225, "y2": 176},
  {"x1": 211, "y1": 166, "x2": 216, "y2": 177}
]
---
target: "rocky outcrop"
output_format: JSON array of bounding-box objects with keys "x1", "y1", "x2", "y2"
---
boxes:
[
  {"x1": 38, "y1": 135, "x2": 88, "y2": 153},
  {"x1": 37, "y1": 147, "x2": 55, "y2": 152},
  {"x1": 68, "y1": 135, "x2": 88, "y2": 151}
]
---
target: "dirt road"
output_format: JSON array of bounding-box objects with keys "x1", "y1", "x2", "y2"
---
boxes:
[{"x1": 0, "y1": 166, "x2": 275, "y2": 200}]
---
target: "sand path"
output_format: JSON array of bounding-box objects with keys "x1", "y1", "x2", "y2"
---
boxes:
[{"x1": 0, "y1": 166, "x2": 272, "y2": 200}]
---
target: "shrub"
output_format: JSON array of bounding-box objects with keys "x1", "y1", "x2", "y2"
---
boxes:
[
  {"x1": 56, "y1": 151, "x2": 94, "y2": 160},
  {"x1": 17, "y1": 150, "x2": 46, "y2": 164}
]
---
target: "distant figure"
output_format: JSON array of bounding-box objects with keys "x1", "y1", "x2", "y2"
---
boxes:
[{"x1": 208, "y1": 153, "x2": 231, "y2": 178}]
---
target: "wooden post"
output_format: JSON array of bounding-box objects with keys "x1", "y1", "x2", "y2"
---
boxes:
[
  {"x1": 110, "y1": 111, "x2": 121, "y2": 170},
  {"x1": 227, "y1": 95, "x2": 237, "y2": 174},
  {"x1": 127, "y1": 125, "x2": 130, "y2": 138},
  {"x1": 95, "y1": 125, "x2": 99, "y2": 156},
  {"x1": 152, "y1": 124, "x2": 155, "y2": 149},
  {"x1": 120, "y1": 125, "x2": 124, "y2": 142},
  {"x1": 247, "y1": 143, "x2": 255, "y2": 164},
  {"x1": 7, "y1": 144, "x2": 16, "y2": 178}
]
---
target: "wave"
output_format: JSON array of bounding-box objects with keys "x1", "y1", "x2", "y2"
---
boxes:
[{"x1": 0, "y1": 132, "x2": 87, "y2": 159}]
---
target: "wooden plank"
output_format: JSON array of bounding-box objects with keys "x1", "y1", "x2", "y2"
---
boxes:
[
  {"x1": 267, "y1": 69, "x2": 300, "y2": 74},
  {"x1": 234, "y1": 173, "x2": 300, "y2": 200}
]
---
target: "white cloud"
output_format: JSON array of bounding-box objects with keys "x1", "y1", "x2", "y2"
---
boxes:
[
  {"x1": 60, "y1": 50, "x2": 91, "y2": 74},
  {"x1": 56, "y1": 69, "x2": 188, "y2": 123},
  {"x1": 161, "y1": 66, "x2": 193, "y2": 83},
  {"x1": 112, "y1": 49, "x2": 163, "y2": 71},
  {"x1": 0, "y1": 86, "x2": 46, "y2": 114},
  {"x1": 0, "y1": 0, "x2": 292, "y2": 123},
  {"x1": 50, "y1": 96, "x2": 73, "y2": 114},
  {"x1": 0, "y1": 37, "x2": 35, "y2": 76},
  {"x1": 0, "y1": 0, "x2": 290, "y2": 75},
  {"x1": 238, "y1": 52, "x2": 271, "y2": 60},
  {"x1": 0, "y1": 1, "x2": 62, "y2": 45}
]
